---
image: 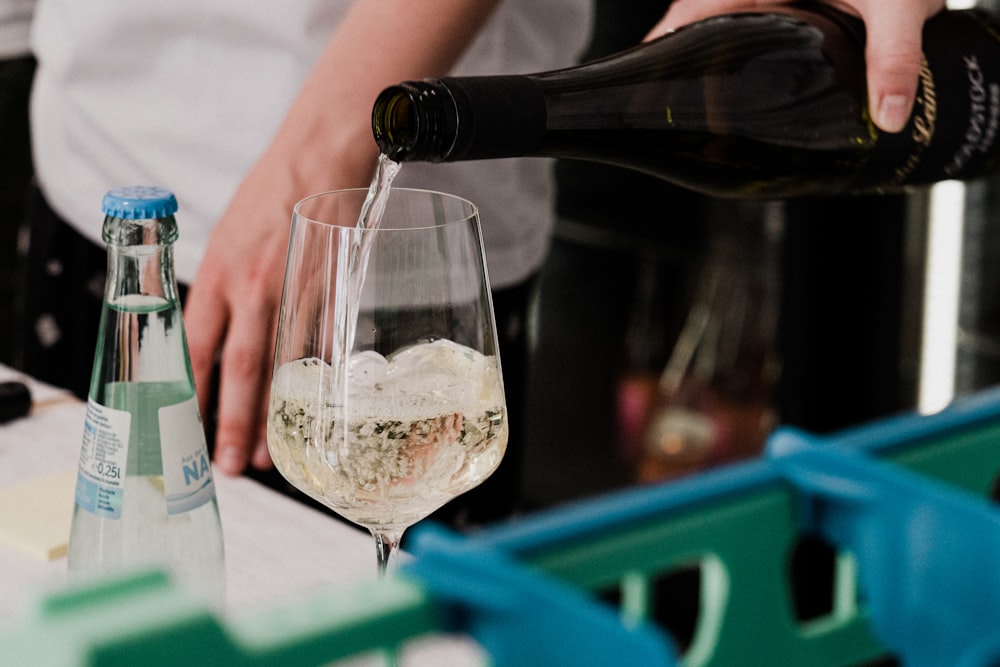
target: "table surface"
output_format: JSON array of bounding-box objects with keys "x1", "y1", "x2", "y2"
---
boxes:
[{"x1": 0, "y1": 365, "x2": 481, "y2": 663}]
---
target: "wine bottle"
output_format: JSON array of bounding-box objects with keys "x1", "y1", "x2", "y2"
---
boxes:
[
  {"x1": 372, "y1": 4, "x2": 1000, "y2": 198},
  {"x1": 68, "y1": 186, "x2": 225, "y2": 608}
]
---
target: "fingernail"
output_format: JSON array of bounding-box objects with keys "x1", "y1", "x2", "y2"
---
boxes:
[
  {"x1": 215, "y1": 446, "x2": 245, "y2": 475},
  {"x1": 877, "y1": 94, "x2": 910, "y2": 134}
]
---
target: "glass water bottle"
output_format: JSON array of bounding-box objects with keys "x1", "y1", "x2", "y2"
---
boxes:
[{"x1": 68, "y1": 186, "x2": 225, "y2": 607}]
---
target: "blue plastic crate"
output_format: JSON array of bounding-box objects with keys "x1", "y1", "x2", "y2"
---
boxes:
[{"x1": 4, "y1": 387, "x2": 1000, "y2": 666}]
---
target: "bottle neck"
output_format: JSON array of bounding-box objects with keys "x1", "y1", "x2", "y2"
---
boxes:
[
  {"x1": 372, "y1": 80, "x2": 460, "y2": 160},
  {"x1": 102, "y1": 215, "x2": 180, "y2": 305},
  {"x1": 373, "y1": 76, "x2": 547, "y2": 161}
]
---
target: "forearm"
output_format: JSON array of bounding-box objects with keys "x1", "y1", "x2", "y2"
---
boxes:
[{"x1": 263, "y1": 0, "x2": 504, "y2": 192}]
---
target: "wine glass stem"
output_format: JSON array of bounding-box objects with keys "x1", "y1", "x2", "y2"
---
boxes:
[{"x1": 373, "y1": 530, "x2": 402, "y2": 579}]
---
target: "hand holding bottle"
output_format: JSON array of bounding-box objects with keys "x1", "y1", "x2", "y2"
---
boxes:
[
  {"x1": 374, "y1": 3, "x2": 1000, "y2": 198},
  {"x1": 646, "y1": 0, "x2": 947, "y2": 133}
]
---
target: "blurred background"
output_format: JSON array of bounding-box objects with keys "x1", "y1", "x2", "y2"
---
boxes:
[{"x1": 521, "y1": 0, "x2": 1000, "y2": 509}]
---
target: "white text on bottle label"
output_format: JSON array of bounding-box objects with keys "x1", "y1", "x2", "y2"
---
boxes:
[
  {"x1": 159, "y1": 396, "x2": 216, "y2": 515},
  {"x1": 75, "y1": 399, "x2": 130, "y2": 519}
]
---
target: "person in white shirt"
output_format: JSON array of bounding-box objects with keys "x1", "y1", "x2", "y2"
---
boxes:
[
  {"x1": 24, "y1": 0, "x2": 592, "y2": 523},
  {"x1": 22, "y1": 0, "x2": 942, "y2": 522}
]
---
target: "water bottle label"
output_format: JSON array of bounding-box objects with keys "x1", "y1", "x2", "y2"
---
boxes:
[
  {"x1": 159, "y1": 396, "x2": 216, "y2": 515},
  {"x1": 75, "y1": 399, "x2": 130, "y2": 519}
]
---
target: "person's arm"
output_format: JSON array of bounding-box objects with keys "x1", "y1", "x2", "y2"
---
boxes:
[
  {"x1": 184, "y1": 0, "x2": 503, "y2": 475},
  {"x1": 646, "y1": 0, "x2": 947, "y2": 133}
]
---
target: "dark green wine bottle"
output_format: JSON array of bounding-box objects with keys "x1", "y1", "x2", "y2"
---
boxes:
[{"x1": 372, "y1": 4, "x2": 1000, "y2": 198}]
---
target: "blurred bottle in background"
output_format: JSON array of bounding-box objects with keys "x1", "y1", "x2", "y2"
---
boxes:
[
  {"x1": 615, "y1": 254, "x2": 677, "y2": 464},
  {"x1": 638, "y1": 202, "x2": 783, "y2": 482},
  {"x1": 524, "y1": 0, "x2": 707, "y2": 507}
]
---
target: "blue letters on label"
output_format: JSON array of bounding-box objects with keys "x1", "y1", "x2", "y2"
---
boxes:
[{"x1": 75, "y1": 472, "x2": 123, "y2": 519}]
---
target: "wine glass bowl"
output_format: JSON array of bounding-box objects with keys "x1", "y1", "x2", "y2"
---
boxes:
[{"x1": 267, "y1": 187, "x2": 507, "y2": 574}]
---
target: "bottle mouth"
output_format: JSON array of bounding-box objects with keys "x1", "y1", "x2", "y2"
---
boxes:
[
  {"x1": 372, "y1": 86, "x2": 417, "y2": 159},
  {"x1": 372, "y1": 80, "x2": 458, "y2": 162}
]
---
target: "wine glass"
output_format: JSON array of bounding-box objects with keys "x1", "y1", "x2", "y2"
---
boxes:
[{"x1": 267, "y1": 187, "x2": 508, "y2": 576}]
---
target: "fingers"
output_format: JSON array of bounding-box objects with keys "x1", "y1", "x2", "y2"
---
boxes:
[
  {"x1": 646, "y1": 0, "x2": 945, "y2": 135},
  {"x1": 855, "y1": 0, "x2": 936, "y2": 133},
  {"x1": 252, "y1": 323, "x2": 277, "y2": 471},
  {"x1": 185, "y1": 255, "x2": 278, "y2": 477},
  {"x1": 184, "y1": 268, "x2": 228, "y2": 453},
  {"x1": 213, "y1": 292, "x2": 276, "y2": 475},
  {"x1": 252, "y1": 433, "x2": 274, "y2": 470}
]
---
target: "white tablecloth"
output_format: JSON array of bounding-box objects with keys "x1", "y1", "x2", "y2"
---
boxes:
[
  {"x1": 0, "y1": 365, "x2": 481, "y2": 663},
  {"x1": 0, "y1": 364, "x2": 377, "y2": 618}
]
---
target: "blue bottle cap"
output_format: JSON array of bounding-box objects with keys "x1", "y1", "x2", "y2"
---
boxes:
[{"x1": 102, "y1": 186, "x2": 178, "y2": 219}]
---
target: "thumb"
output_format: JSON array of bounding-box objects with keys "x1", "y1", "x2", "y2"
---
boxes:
[{"x1": 860, "y1": 2, "x2": 928, "y2": 133}]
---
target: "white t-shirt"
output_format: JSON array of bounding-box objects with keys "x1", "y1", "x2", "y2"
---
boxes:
[
  {"x1": 0, "y1": 0, "x2": 34, "y2": 57},
  {"x1": 30, "y1": 0, "x2": 592, "y2": 287}
]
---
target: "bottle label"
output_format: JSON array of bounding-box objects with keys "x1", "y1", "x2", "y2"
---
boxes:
[
  {"x1": 159, "y1": 396, "x2": 216, "y2": 515},
  {"x1": 74, "y1": 394, "x2": 216, "y2": 519},
  {"x1": 861, "y1": 10, "x2": 1000, "y2": 188},
  {"x1": 75, "y1": 399, "x2": 130, "y2": 519}
]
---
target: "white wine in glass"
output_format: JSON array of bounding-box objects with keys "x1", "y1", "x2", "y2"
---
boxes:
[{"x1": 267, "y1": 186, "x2": 508, "y2": 576}]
